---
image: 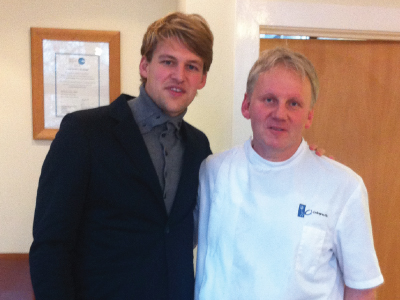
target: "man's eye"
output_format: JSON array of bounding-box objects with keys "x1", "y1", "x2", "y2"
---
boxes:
[
  {"x1": 290, "y1": 101, "x2": 299, "y2": 107},
  {"x1": 162, "y1": 60, "x2": 172, "y2": 66},
  {"x1": 265, "y1": 98, "x2": 273, "y2": 103},
  {"x1": 187, "y1": 64, "x2": 199, "y2": 71}
]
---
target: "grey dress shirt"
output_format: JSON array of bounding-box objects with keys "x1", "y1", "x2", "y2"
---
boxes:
[{"x1": 128, "y1": 85, "x2": 185, "y2": 215}]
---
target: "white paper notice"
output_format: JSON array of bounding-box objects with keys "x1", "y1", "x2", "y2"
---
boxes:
[
  {"x1": 42, "y1": 40, "x2": 110, "y2": 129},
  {"x1": 55, "y1": 54, "x2": 100, "y2": 117}
]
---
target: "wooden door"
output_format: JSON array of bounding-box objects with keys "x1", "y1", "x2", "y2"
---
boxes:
[{"x1": 261, "y1": 38, "x2": 400, "y2": 299}]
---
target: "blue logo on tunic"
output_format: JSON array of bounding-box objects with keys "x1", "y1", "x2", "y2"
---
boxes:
[
  {"x1": 78, "y1": 57, "x2": 85, "y2": 65},
  {"x1": 298, "y1": 204, "x2": 312, "y2": 218},
  {"x1": 298, "y1": 204, "x2": 328, "y2": 218},
  {"x1": 298, "y1": 204, "x2": 306, "y2": 217}
]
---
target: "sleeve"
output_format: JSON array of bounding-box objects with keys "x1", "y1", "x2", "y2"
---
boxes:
[
  {"x1": 29, "y1": 113, "x2": 91, "y2": 300},
  {"x1": 334, "y1": 181, "x2": 384, "y2": 290},
  {"x1": 193, "y1": 190, "x2": 200, "y2": 249},
  {"x1": 194, "y1": 159, "x2": 210, "y2": 297},
  {"x1": 195, "y1": 153, "x2": 224, "y2": 299},
  {"x1": 193, "y1": 133, "x2": 212, "y2": 248}
]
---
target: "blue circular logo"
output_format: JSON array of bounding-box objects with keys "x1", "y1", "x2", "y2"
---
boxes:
[{"x1": 78, "y1": 58, "x2": 85, "y2": 65}]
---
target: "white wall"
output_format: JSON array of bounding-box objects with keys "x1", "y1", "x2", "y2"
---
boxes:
[
  {"x1": 180, "y1": 0, "x2": 235, "y2": 152},
  {"x1": 2, "y1": 0, "x2": 400, "y2": 252}
]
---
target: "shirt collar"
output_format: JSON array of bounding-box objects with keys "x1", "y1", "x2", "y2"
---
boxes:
[{"x1": 129, "y1": 85, "x2": 186, "y2": 134}]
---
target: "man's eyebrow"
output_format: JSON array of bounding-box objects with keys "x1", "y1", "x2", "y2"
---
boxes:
[
  {"x1": 259, "y1": 92, "x2": 276, "y2": 98},
  {"x1": 187, "y1": 59, "x2": 203, "y2": 65},
  {"x1": 158, "y1": 54, "x2": 202, "y2": 65},
  {"x1": 158, "y1": 54, "x2": 177, "y2": 60}
]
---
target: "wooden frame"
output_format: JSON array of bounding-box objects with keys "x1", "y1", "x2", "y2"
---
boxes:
[
  {"x1": 31, "y1": 28, "x2": 120, "y2": 140},
  {"x1": 0, "y1": 254, "x2": 33, "y2": 299}
]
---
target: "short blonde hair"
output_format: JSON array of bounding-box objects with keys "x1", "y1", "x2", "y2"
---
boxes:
[
  {"x1": 140, "y1": 12, "x2": 214, "y2": 84},
  {"x1": 246, "y1": 47, "x2": 319, "y2": 107}
]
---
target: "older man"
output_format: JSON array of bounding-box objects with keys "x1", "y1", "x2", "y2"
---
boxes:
[{"x1": 195, "y1": 47, "x2": 383, "y2": 300}]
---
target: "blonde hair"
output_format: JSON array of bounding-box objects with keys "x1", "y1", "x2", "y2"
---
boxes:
[
  {"x1": 246, "y1": 47, "x2": 319, "y2": 107},
  {"x1": 140, "y1": 12, "x2": 214, "y2": 84}
]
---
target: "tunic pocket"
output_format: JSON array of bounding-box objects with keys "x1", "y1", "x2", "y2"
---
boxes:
[{"x1": 295, "y1": 226, "x2": 326, "y2": 277}]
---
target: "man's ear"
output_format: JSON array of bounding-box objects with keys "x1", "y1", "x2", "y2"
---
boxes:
[
  {"x1": 305, "y1": 109, "x2": 314, "y2": 129},
  {"x1": 139, "y1": 56, "x2": 149, "y2": 79},
  {"x1": 198, "y1": 72, "x2": 208, "y2": 90},
  {"x1": 241, "y1": 94, "x2": 251, "y2": 120}
]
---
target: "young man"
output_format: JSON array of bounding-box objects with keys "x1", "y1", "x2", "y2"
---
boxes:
[
  {"x1": 195, "y1": 47, "x2": 383, "y2": 300},
  {"x1": 29, "y1": 12, "x2": 213, "y2": 300}
]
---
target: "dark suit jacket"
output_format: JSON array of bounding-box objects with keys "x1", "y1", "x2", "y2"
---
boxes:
[{"x1": 29, "y1": 94, "x2": 212, "y2": 300}]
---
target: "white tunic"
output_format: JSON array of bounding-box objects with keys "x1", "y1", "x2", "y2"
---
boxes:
[{"x1": 195, "y1": 139, "x2": 383, "y2": 300}]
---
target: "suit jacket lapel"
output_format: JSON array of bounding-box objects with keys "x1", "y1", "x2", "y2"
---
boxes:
[
  {"x1": 109, "y1": 95, "x2": 163, "y2": 203},
  {"x1": 170, "y1": 122, "x2": 203, "y2": 218}
]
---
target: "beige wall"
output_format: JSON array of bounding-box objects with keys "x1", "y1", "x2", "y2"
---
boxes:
[
  {"x1": 264, "y1": 0, "x2": 400, "y2": 7},
  {"x1": 1, "y1": 0, "x2": 400, "y2": 252}
]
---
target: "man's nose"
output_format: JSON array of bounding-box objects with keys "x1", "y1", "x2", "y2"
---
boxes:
[
  {"x1": 273, "y1": 103, "x2": 287, "y2": 119},
  {"x1": 172, "y1": 64, "x2": 185, "y2": 82}
]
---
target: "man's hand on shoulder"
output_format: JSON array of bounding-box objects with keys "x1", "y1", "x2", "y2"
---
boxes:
[{"x1": 309, "y1": 144, "x2": 334, "y2": 159}]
